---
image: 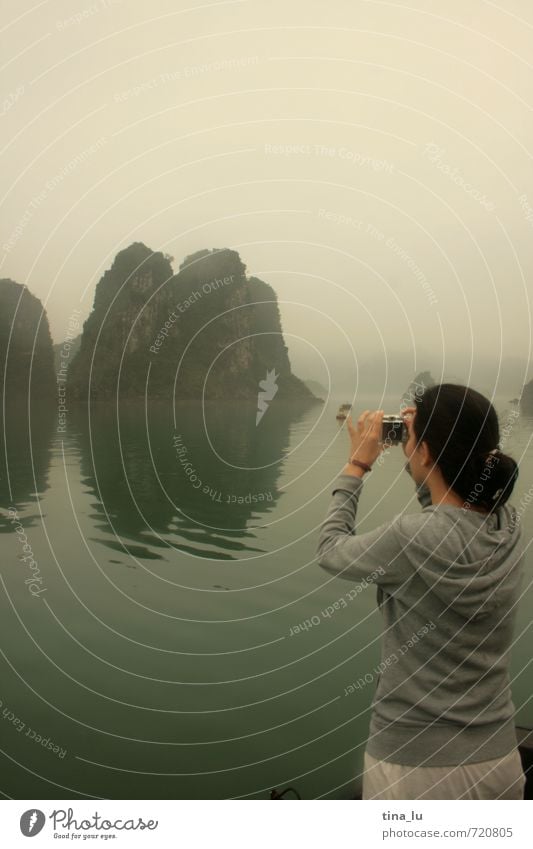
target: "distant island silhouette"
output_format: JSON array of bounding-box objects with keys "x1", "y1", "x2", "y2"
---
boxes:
[
  {"x1": 2, "y1": 251, "x2": 531, "y2": 411},
  {"x1": 519, "y1": 380, "x2": 533, "y2": 416},
  {"x1": 401, "y1": 370, "x2": 436, "y2": 406}
]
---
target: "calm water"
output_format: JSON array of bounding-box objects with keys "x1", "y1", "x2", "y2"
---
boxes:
[{"x1": 1, "y1": 394, "x2": 532, "y2": 799}]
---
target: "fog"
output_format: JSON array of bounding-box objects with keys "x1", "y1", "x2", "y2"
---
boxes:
[{"x1": 2, "y1": 0, "x2": 532, "y2": 398}]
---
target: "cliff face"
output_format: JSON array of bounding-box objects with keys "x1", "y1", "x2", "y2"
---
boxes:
[
  {"x1": 69, "y1": 242, "x2": 174, "y2": 398},
  {"x1": 247, "y1": 275, "x2": 314, "y2": 401},
  {"x1": 69, "y1": 243, "x2": 318, "y2": 402},
  {"x1": 0, "y1": 278, "x2": 55, "y2": 400},
  {"x1": 153, "y1": 247, "x2": 255, "y2": 399}
]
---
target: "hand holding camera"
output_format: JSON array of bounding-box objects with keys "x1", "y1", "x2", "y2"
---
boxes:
[
  {"x1": 346, "y1": 410, "x2": 387, "y2": 471},
  {"x1": 345, "y1": 407, "x2": 412, "y2": 475}
]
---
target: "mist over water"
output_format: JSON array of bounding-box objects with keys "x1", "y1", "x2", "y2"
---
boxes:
[
  {"x1": 1, "y1": 393, "x2": 532, "y2": 799},
  {"x1": 1, "y1": 0, "x2": 533, "y2": 803}
]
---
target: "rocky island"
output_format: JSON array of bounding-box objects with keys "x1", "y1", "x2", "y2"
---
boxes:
[
  {"x1": 68, "y1": 243, "x2": 320, "y2": 403},
  {"x1": 0, "y1": 278, "x2": 55, "y2": 400}
]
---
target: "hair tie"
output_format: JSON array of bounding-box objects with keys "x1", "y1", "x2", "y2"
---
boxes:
[{"x1": 475, "y1": 447, "x2": 499, "y2": 460}]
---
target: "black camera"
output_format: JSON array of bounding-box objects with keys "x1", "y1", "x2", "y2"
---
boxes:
[{"x1": 381, "y1": 415, "x2": 408, "y2": 445}]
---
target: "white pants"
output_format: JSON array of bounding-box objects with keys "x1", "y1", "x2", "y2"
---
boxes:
[{"x1": 363, "y1": 748, "x2": 526, "y2": 800}]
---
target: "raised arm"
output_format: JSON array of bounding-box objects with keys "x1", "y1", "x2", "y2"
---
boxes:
[
  {"x1": 316, "y1": 408, "x2": 419, "y2": 586},
  {"x1": 316, "y1": 473, "x2": 412, "y2": 585}
]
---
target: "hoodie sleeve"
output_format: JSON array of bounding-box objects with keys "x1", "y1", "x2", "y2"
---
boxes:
[{"x1": 316, "y1": 473, "x2": 412, "y2": 585}]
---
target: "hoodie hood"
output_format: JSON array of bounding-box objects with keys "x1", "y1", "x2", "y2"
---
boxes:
[{"x1": 395, "y1": 502, "x2": 524, "y2": 620}]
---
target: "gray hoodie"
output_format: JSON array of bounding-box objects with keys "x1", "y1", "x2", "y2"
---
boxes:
[{"x1": 316, "y1": 472, "x2": 525, "y2": 767}]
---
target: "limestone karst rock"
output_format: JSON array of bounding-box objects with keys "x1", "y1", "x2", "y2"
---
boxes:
[
  {"x1": 69, "y1": 243, "x2": 319, "y2": 403},
  {"x1": 0, "y1": 278, "x2": 55, "y2": 401}
]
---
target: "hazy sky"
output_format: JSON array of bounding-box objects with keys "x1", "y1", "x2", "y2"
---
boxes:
[{"x1": 2, "y1": 0, "x2": 532, "y2": 396}]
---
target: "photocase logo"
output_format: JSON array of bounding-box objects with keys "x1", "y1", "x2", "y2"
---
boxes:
[
  {"x1": 256, "y1": 368, "x2": 279, "y2": 425},
  {"x1": 20, "y1": 809, "x2": 46, "y2": 837}
]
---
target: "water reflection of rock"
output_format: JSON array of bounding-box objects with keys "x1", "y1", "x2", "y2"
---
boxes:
[
  {"x1": 0, "y1": 402, "x2": 54, "y2": 530},
  {"x1": 71, "y1": 399, "x2": 314, "y2": 560}
]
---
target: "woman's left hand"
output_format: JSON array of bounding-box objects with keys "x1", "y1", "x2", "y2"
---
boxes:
[{"x1": 346, "y1": 409, "x2": 387, "y2": 468}]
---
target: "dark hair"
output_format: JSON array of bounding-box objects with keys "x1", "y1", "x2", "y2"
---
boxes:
[{"x1": 412, "y1": 383, "x2": 519, "y2": 513}]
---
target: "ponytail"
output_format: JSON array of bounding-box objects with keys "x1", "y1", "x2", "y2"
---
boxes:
[{"x1": 413, "y1": 384, "x2": 519, "y2": 512}]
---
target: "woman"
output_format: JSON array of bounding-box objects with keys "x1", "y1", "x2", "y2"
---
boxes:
[{"x1": 316, "y1": 383, "x2": 526, "y2": 800}]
